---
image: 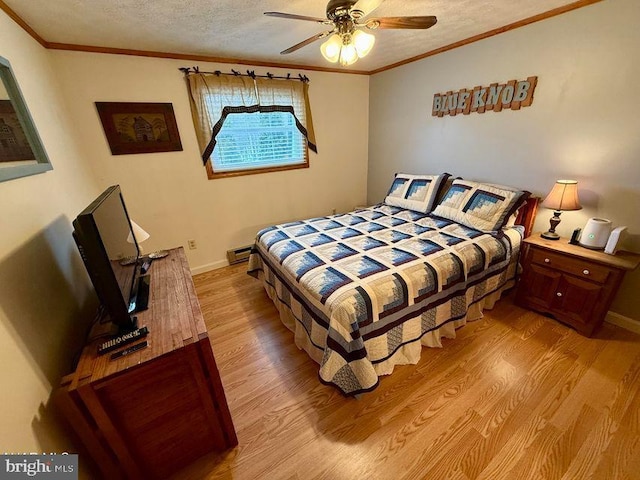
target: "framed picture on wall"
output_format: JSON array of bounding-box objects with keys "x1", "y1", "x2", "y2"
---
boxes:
[
  {"x1": 0, "y1": 100, "x2": 36, "y2": 162},
  {"x1": 96, "y1": 102, "x2": 183, "y2": 155},
  {"x1": 1, "y1": 55, "x2": 52, "y2": 183}
]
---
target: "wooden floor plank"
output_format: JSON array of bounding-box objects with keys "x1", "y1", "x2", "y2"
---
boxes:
[
  {"x1": 169, "y1": 263, "x2": 640, "y2": 480},
  {"x1": 591, "y1": 428, "x2": 640, "y2": 480},
  {"x1": 550, "y1": 337, "x2": 640, "y2": 430},
  {"x1": 475, "y1": 414, "x2": 548, "y2": 480},
  {"x1": 532, "y1": 404, "x2": 601, "y2": 480},
  {"x1": 400, "y1": 408, "x2": 483, "y2": 479},
  {"x1": 560, "y1": 414, "x2": 618, "y2": 480},
  {"x1": 512, "y1": 423, "x2": 564, "y2": 480}
]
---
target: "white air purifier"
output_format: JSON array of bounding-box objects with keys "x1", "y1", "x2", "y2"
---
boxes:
[{"x1": 579, "y1": 218, "x2": 612, "y2": 250}]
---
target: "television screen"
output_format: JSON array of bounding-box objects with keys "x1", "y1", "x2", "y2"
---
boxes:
[{"x1": 73, "y1": 185, "x2": 141, "y2": 332}]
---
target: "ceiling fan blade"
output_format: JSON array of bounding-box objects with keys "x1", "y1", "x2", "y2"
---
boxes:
[
  {"x1": 366, "y1": 15, "x2": 437, "y2": 29},
  {"x1": 264, "y1": 12, "x2": 327, "y2": 23},
  {"x1": 354, "y1": 0, "x2": 385, "y2": 16},
  {"x1": 281, "y1": 31, "x2": 332, "y2": 55}
]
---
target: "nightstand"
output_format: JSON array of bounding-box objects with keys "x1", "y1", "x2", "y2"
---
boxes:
[{"x1": 515, "y1": 234, "x2": 640, "y2": 336}]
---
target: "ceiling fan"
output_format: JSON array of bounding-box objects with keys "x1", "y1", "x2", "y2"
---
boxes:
[{"x1": 264, "y1": 0, "x2": 437, "y2": 66}]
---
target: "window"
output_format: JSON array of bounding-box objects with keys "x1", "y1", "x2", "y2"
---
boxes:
[
  {"x1": 211, "y1": 110, "x2": 306, "y2": 175},
  {"x1": 186, "y1": 73, "x2": 316, "y2": 179}
]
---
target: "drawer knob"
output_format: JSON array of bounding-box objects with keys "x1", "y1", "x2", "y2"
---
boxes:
[
  {"x1": 556, "y1": 292, "x2": 563, "y2": 297},
  {"x1": 544, "y1": 258, "x2": 551, "y2": 263},
  {"x1": 583, "y1": 269, "x2": 590, "y2": 275}
]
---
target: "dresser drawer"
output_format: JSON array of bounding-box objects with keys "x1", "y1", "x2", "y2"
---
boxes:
[{"x1": 529, "y1": 247, "x2": 611, "y2": 283}]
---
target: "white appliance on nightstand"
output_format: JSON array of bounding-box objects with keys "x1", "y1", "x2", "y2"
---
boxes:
[
  {"x1": 579, "y1": 218, "x2": 628, "y2": 254},
  {"x1": 604, "y1": 226, "x2": 628, "y2": 255},
  {"x1": 579, "y1": 218, "x2": 612, "y2": 249}
]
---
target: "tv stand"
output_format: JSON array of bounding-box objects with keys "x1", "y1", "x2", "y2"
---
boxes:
[
  {"x1": 133, "y1": 273, "x2": 150, "y2": 312},
  {"x1": 116, "y1": 315, "x2": 138, "y2": 335},
  {"x1": 56, "y1": 247, "x2": 237, "y2": 479}
]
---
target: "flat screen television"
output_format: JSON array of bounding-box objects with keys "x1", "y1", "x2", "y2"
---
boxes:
[{"x1": 73, "y1": 185, "x2": 148, "y2": 333}]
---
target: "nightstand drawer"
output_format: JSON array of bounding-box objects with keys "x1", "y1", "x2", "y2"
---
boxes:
[{"x1": 529, "y1": 248, "x2": 611, "y2": 283}]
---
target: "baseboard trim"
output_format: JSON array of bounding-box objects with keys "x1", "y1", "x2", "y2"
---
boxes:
[
  {"x1": 191, "y1": 259, "x2": 228, "y2": 275},
  {"x1": 605, "y1": 311, "x2": 640, "y2": 334}
]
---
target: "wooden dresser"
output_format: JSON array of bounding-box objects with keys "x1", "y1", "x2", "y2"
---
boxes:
[
  {"x1": 57, "y1": 247, "x2": 237, "y2": 479},
  {"x1": 516, "y1": 235, "x2": 640, "y2": 336}
]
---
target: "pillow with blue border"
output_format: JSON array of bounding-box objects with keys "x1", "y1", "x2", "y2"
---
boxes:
[
  {"x1": 385, "y1": 173, "x2": 451, "y2": 213},
  {"x1": 432, "y1": 179, "x2": 530, "y2": 232}
]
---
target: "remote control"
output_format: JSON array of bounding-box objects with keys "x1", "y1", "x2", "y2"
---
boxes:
[
  {"x1": 98, "y1": 326, "x2": 149, "y2": 355},
  {"x1": 110, "y1": 341, "x2": 148, "y2": 360}
]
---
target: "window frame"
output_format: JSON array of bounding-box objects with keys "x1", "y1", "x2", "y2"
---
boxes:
[{"x1": 206, "y1": 148, "x2": 309, "y2": 179}]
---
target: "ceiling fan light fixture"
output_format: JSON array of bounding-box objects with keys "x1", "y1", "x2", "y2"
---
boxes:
[
  {"x1": 269, "y1": 1, "x2": 437, "y2": 66},
  {"x1": 352, "y1": 29, "x2": 375, "y2": 58},
  {"x1": 339, "y1": 42, "x2": 358, "y2": 66},
  {"x1": 320, "y1": 33, "x2": 342, "y2": 63}
]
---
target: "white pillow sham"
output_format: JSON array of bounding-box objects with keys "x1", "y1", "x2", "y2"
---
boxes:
[
  {"x1": 384, "y1": 173, "x2": 451, "y2": 213},
  {"x1": 432, "y1": 179, "x2": 530, "y2": 232}
]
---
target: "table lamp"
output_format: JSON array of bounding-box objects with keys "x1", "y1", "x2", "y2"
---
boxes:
[
  {"x1": 128, "y1": 220, "x2": 150, "y2": 253},
  {"x1": 541, "y1": 180, "x2": 582, "y2": 240},
  {"x1": 127, "y1": 221, "x2": 169, "y2": 260}
]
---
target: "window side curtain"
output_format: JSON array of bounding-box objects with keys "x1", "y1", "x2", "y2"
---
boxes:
[
  {"x1": 186, "y1": 74, "x2": 258, "y2": 164},
  {"x1": 254, "y1": 78, "x2": 317, "y2": 153}
]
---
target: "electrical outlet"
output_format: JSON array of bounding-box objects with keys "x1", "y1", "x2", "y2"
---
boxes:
[{"x1": 188, "y1": 239, "x2": 197, "y2": 250}]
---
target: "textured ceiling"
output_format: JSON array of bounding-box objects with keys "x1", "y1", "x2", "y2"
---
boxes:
[{"x1": 5, "y1": 0, "x2": 585, "y2": 72}]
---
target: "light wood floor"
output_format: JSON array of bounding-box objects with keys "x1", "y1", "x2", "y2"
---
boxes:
[{"x1": 172, "y1": 263, "x2": 640, "y2": 480}]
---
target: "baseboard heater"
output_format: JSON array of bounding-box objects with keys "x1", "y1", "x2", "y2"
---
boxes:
[{"x1": 226, "y1": 245, "x2": 252, "y2": 265}]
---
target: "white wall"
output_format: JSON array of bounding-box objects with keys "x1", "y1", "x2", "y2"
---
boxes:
[
  {"x1": 368, "y1": 0, "x2": 640, "y2": 321},
  {"x1": 0, "y1": 10, "x2": 100, "y2": 457},
  {"x1": 51, "y1": 52, "x2": 370, "y2": 272}
]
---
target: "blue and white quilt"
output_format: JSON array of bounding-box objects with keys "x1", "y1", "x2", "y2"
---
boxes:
[{"x1": 248, "y1": 204, "x2": 523, "y2": 395}]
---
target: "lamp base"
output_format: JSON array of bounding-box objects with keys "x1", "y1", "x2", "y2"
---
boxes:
[
  {"x1": 541, "y1": 231, "x2": 561, "y2": 240},
  {"x1": 541, "y1": 210, "x2": 563, "y2": 241}
]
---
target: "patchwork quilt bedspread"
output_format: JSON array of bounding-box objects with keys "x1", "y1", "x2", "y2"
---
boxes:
[{"x1": 248, "y1": 204, "x2": 523, "y2": 395}]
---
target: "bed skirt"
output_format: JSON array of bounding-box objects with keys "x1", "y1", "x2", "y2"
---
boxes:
[{"x1": 250, "y1": 254, "x2": 517, "y2": 395}]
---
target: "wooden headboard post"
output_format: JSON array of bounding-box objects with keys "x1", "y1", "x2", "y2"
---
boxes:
[{"x1": 515, "y1": 197, "x2": 539, "y2": 238}]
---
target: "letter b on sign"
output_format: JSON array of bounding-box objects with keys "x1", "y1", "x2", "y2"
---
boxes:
[{"x1": 514, "y1": 81, "x2": 531, "y2": 102}]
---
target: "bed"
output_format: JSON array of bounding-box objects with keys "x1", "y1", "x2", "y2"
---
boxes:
[{"x1": 247, "y1": 175, "x2": 537, "y2": 395}]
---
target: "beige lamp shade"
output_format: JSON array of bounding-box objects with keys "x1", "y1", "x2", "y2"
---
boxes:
[
  {"x1": 541, "y1": 180, "x2": 582, "y2": 211},
  {"x1": 127, "y1": 220, "x2": 150, "y2": 245}
]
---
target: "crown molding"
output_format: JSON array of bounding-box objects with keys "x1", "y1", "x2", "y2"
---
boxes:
[
  {"x1": 44, "y1": 42, "x2": 369, "y2": 75},
  {"x1": 1, "y1": 0, "x2": 603, "y2": 76},
  {"x1": 0, "y1": 0, "x2": 48, "y2": 47}
]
